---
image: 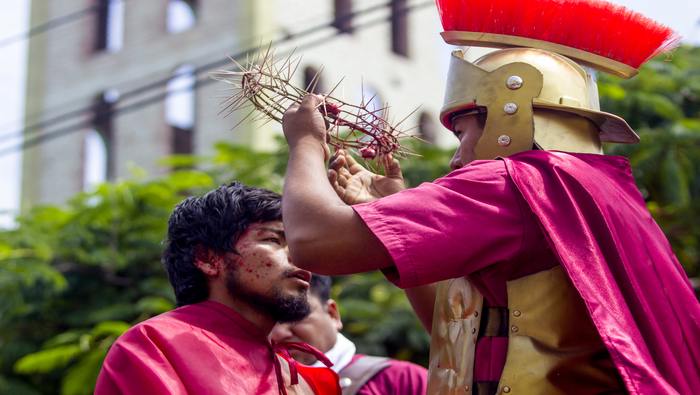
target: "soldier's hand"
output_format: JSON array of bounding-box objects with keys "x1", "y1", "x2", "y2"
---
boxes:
[
  {"x1": 328, "y1": 149, "x2": 405, "y2": 205},
  {"x1": 282, "y1": 94, "x2": 331, "y2": 162}
]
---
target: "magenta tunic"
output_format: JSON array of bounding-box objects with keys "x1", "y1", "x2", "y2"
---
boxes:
[
  {"x1": 353, "y1": 150, "x2": 700, "y2": 394},
  {"x1": 95, "y1": 301, "x2": 339, "y2": 395}
]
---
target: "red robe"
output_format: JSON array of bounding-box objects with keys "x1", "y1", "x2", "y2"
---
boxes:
[{"x1": 95, "y1": 301, "x2": 340, "y2": 395}]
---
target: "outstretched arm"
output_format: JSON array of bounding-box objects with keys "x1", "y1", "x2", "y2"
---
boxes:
[
  {"x1": 283, "y1": 97, "x2": 437, "y2": 330},
  {"x1": 282, "y1": 95, "x2": 395, "y2": 275}
]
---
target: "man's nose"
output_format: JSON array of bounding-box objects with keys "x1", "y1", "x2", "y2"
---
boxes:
[
  {"x1": 449, "y1": 149, "x2": 463, "y2": 171},
  {"x1": 270, "y1": 323, "x2": 293, "y2": 341}
]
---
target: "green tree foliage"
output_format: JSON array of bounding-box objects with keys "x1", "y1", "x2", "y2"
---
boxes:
[
  {"x1": 0, "y1": 168, "x2": 214, "y2": 394},
  {"x1": 331, "y1": 272, "x2": 431, "y2": 367}
]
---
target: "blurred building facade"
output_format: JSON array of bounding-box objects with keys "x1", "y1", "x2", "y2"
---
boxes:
[{"x1": 22, "y1": 0, "x2": 453, "y2": 207}]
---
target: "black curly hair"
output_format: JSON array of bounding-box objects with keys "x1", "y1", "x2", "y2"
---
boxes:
[
  {"x1": 309, "y1": 274, "x2": 332, "y2": 307},
  {"x1": 162, "y1": 182, "x2": 282, "y2": 307}
]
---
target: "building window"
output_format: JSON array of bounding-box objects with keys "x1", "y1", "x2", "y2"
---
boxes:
[
  {"x1": 166, "y1": 65, "x2": 196, "y2": 154},
  {"x1": 304, "y1": 66, "x2": 325, "y2": 94},
  {"x1": 333, "y1": 0, "x2": 353, "y2": 34},
  {"x1": 167, "y1": 0, "x2": 197, "y2": 34},
  {"x1": 391, "y1": 0, "x2": 408, "y2": 57},
  {"x1": 419, "y1": 112, "x2": 436, "y2": 143},
  {"x1": 95, "y1": 0, "x2": 124, "y2": 53},
  {"x1": 84, "y1": 90, "x2": 118, "y2": 190},
  {"x1": 83, "y1": 130, "x2": 107, "y2": 191}
]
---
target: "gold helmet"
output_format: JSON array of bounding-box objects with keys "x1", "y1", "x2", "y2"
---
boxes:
[
  {"x1": 434, "y1": 0, "x2": 679, "y2": 161},
  {"x1": 440, "y1": 47, "x2": 640, "y2": 160}
]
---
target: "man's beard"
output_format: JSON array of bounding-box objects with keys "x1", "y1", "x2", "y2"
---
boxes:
[{"x1": 225, "y1": 267, "x2": 311, "y2": 324}]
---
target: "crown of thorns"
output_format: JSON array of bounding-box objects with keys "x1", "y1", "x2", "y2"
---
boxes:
[{"x1": 211, "y1": 46, "x2": 421, "y2": 168}]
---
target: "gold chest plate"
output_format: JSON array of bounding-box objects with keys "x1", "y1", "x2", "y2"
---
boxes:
[{"x1": 427, "y1": 266, "x2": 625, "y2": 395}]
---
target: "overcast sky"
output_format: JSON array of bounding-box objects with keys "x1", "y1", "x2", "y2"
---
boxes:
[{"x1": 0, "y1": 0, "x2": 698, "y2": 228}]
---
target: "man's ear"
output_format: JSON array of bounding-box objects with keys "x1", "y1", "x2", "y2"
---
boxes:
[
  {"x1": 192, "y1": 246, "x2": 221, "y2": 276},
  {"x1": 326, "y1": 299, "x2": 343, "y2": 331}
]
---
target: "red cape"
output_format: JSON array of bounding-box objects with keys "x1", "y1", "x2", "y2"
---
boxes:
[{"x1": 503, "y1": 151, "x2": 700, "y2": 395}]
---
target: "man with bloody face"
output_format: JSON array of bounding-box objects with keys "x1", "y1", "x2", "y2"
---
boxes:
[
  {"x1": 279, "y1": 1, "x2": 700, "y2": 394},
  {"x1": 96, "y1": 182, "x2": 340, "y2": 395}
]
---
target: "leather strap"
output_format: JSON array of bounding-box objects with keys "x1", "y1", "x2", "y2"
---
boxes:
[
  {"x1": 473, "y1": 381, "x2": 499, "y2": 395},
  {"x1": 338, "y1": 356, "x2": 392, "y2": 395},
  {"x1": 478, "y1": 300, "x2": 509, "y2": 338},
  {"x1": 473, "y1": 301, "x2": 507, "y2": 395}
]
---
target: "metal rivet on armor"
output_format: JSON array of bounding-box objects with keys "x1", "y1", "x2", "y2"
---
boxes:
[
  {"x1": 513, "y1": 310, "x2": 521, "y2": 317},
  {"x1": 471, "y1": 328, "x2": 476, "y2": 334},
  {"x1": 504, "y1": 103, "x2": 518, "y2": 115},
  {"x1": 511, "y1": 325, "x2": 519, "y2": 332},
  {"x1": 474, "y1": 311, "x2": 478, "y2": 317},
  {"x1": 339, "y1": 378, "x2": 352, "y2": 388},
  {"x1": 498, "y1": 135, "x2": 511, "y2": 147},
  {"x1": 506, "y1": 76, "x2": 523, "y2": 90},
  {"x1": 503, "y1": 387, "x2": 511, "y2": 393}
]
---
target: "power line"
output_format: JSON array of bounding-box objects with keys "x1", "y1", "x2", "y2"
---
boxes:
[
  {"x1": 0, "y1": 1, "x2": 433, "y2": 158},
  {"x1": 0, "y1": 0, "x2": 400, "y2": 144}
]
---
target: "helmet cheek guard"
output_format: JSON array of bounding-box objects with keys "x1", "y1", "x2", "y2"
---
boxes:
[
  {"x1": 441, "y1": 50, "x2": 543, "y2": 160},
  {"x1": 475, "y1": 63, "x2": 544, "y2": 160}
]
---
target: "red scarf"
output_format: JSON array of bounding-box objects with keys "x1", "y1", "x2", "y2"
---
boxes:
[{"x1": 271, "y1": 339, "x2": 340, "y2": 395}]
